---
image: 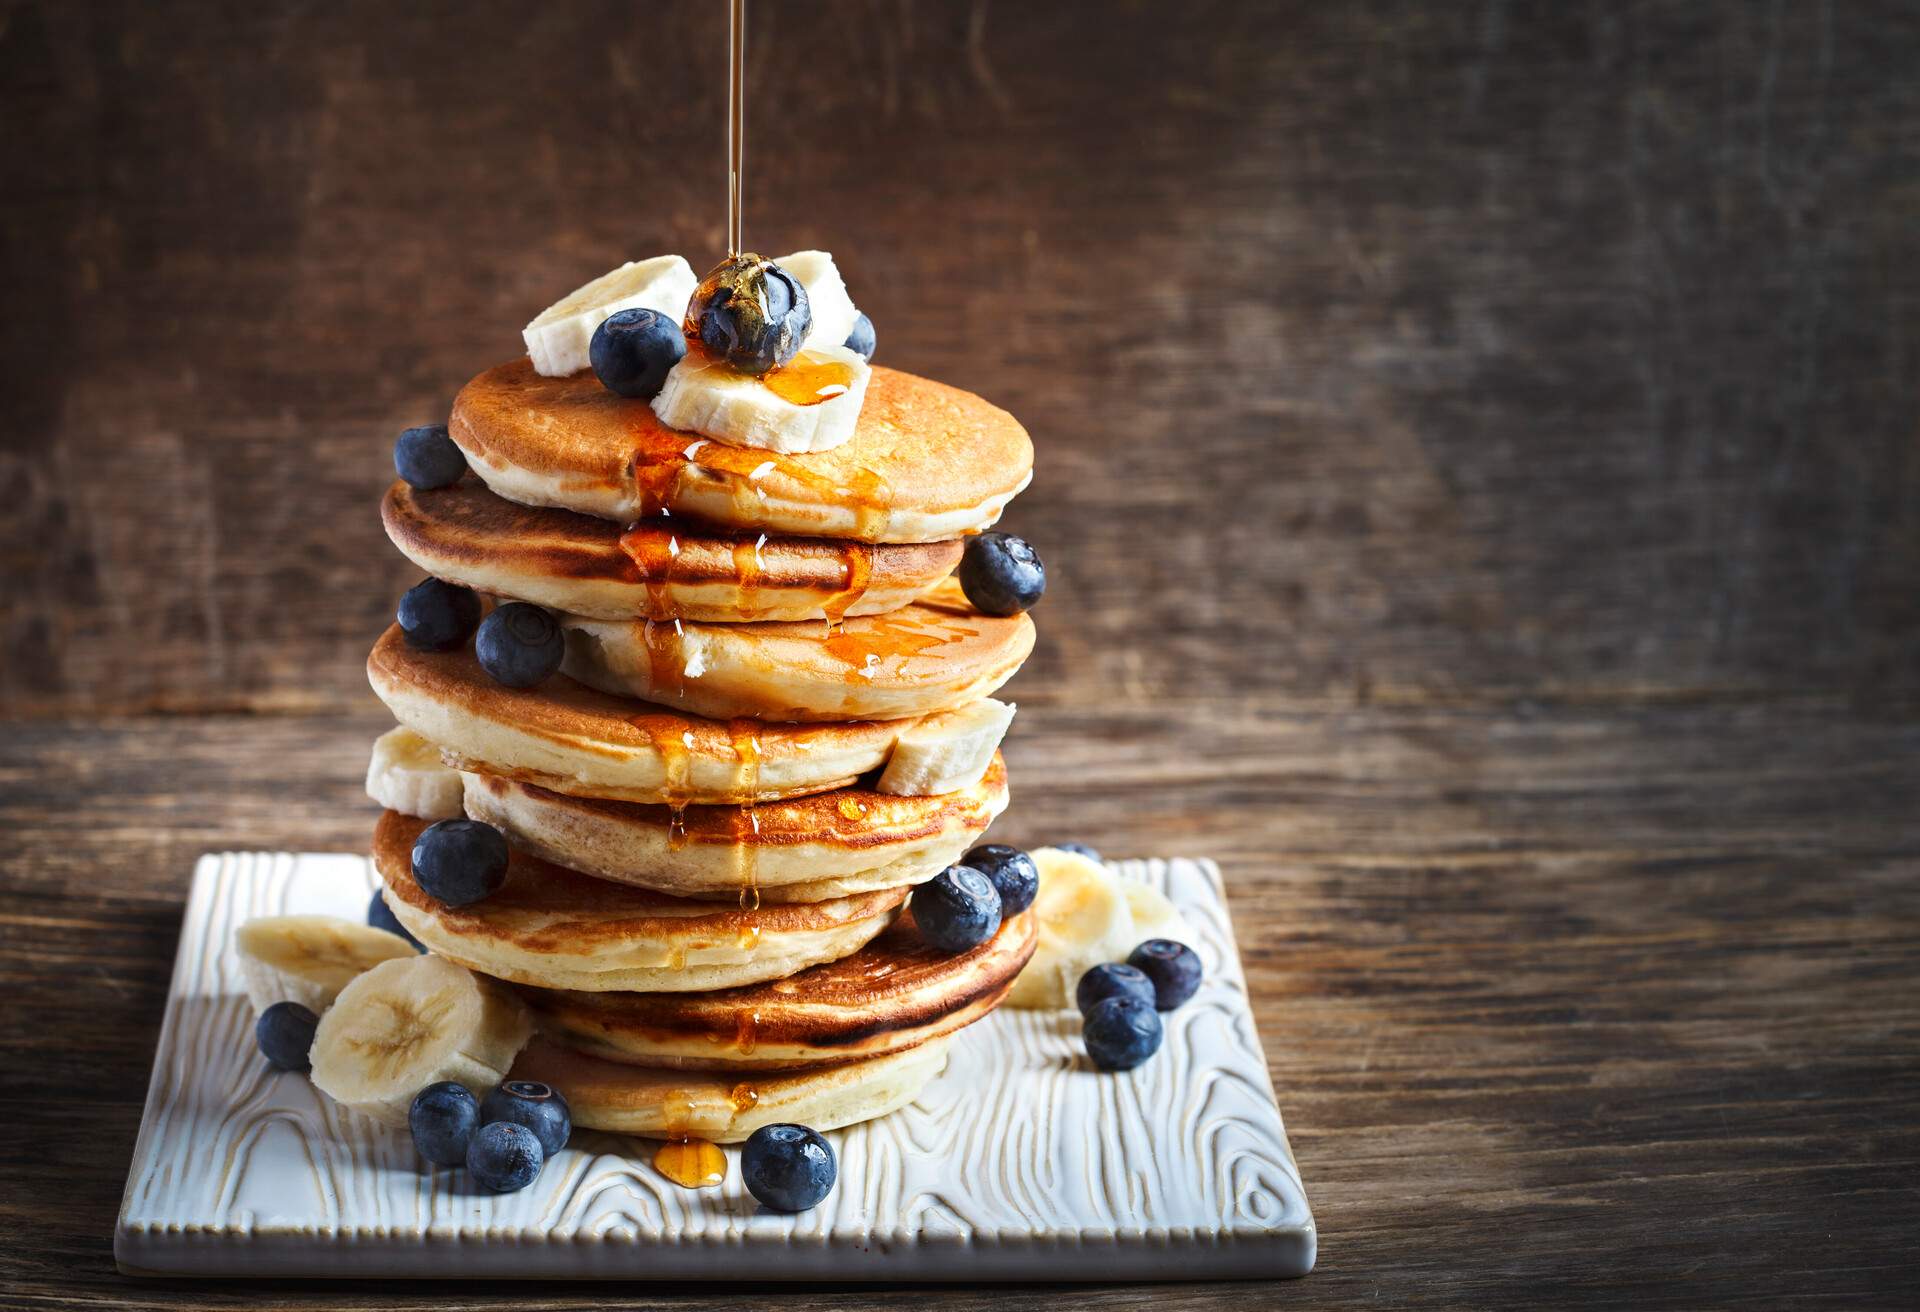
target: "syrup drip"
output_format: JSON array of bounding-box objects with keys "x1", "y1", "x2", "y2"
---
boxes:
[
  {"x1": 762, "y1": 349, "x2": 856, "y2": 408},
  {"x1": 635, "y1": 715, "x2": 695, "y2": 847},
  {"x1": 729, "y1": 1081, "x2": 760, "y2": 1112},
  {"x1": 820, "y1": 543, "x2": 873, "y2": 628},
  {"x1": 728, "y1": 720, "x2": 763, "y2": 950},
  {"x1": 822, "y1": 611, "x2": 960, "y2": 682},
  {"x1": 653, "y1": 1138, "x2": 726, "y2": 1190},
  {"x1": 679, "y1": 433, "x2": 896, "y2": 543},
  {"x1": 640, "y1": 617, "x2": 688, "y2": 705},
  {"x1": 732, "y1": 535, "x2": 765, "y2": 620},
  {"x1": 734, "y1": 1009, "x2": 760, "y2": 1056},
  {"x1": 618, "y1": 521, "x2": 679, "y2": 618}
]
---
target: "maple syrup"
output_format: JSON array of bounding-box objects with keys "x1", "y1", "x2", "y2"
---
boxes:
[
  {"x1": 726, "y1": 0, "x2": 745, "y2": 255},
  {"x1": 729, "y1": 1081, "x2": 760, "y2": 1113},
  {"x1": 638, "y1": 616, "x2": 688, "y2": 705},
  {"x1": 634, "y1": 714, "x2": 694, "y2": 846},
  {"x1": 733, "y1": 1009, "x2": 761, "y2": 1056},
  {"x1": 822, "y1": 610, "x2": 958, "y2": 681},
  {"x1": 821, "y1": 542, "x2": 874, "y2": 627},
  {"x1": 762, "y1": 350, "x2": 856, "y2": 408},
  {"x1": 731, "y1": 535, "x2": 764, "y2": 619},
  {"x1": 653, "y1": 1137, "x2": 726, "y2": 1189},
  {"x1": 617, "y1": 520, "x2": 680, "y2": 617},
  {"x1": 727, "y1": 720, "x2": 764, "y2": 947}
]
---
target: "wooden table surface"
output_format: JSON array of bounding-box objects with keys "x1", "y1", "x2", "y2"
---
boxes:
[{"x1": 4, "y1": 1, "x2": 1918, "y2": 1307}]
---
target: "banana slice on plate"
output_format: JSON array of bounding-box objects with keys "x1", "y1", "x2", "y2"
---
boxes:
[
  {"x1": 1006, "y1": 847, "x2": 1139, "y2": 1010},
  {"x1": 364, "y1": 726, "x2": 465, "y2": 820},
  {"x1": 234, "y1": 915, "x2": 418, "y2": 1016},
  {"x1": 310, "y1": 954, "x2": 533, "y2": 1126},
  {"x1": 1121, "y1": 881, "x2": 1196, "y2": 947}
]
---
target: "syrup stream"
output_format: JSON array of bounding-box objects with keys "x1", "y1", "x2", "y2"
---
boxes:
[{"x1": 727, "y1": 0, "x2": 746, "y2": 255}]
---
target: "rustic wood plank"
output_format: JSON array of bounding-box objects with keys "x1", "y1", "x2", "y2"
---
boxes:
[{"x1": 2, "y1": 703, "x2": 1917, "y2": 1306}]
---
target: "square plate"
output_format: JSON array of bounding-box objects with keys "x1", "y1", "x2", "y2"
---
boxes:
[{"x1": 116, "y1": 852, "x2": 1315, "y2": 1281}]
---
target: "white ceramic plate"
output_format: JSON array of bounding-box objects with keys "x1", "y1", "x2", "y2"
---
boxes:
[{"x1": 116, "y1": 851, "x2": 1315, "y2": 1281}]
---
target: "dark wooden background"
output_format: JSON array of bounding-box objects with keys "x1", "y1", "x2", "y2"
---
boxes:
[{"x1": 4, "y1": 1, "x2": 1918, "y2": 1307}]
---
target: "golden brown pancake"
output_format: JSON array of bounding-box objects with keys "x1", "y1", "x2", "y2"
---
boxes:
[
  {"x1": 461, "y1": 754, "x2": 1007, "y2": 902},
  {"x1": 373, "y1": 810, "x2": 907, "y2": 992},
  {"x1": 559, "y1": 578, "x2": 1034, "y2": 721},
  {"x1": 509, "y1": 1034, "x2": 950, "y2": 1141},
  {"x1": 366, "y1": 623, "x2": 926, "y2": 804},
  {"x1": 449, "y1": 358, "x2": 1033, "y2": 542},
  {"x1": 521, "y1": 906, "x2": 1034, "y2": 1071},
  {"x1": 383, "y1": 480, "x2": 962, "y2": 623}
]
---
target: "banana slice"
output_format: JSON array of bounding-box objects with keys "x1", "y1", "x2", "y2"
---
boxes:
[
  {"x1": 775, "y1": 250, "x2": 861, "y2": 352},
  {"x1": 310, "y1": 954, "x2": 533, "y2": 1126},
  {"x1": 364, "y1": 726, "x2": 465, "y2": 820},
  {"x1": 1121, "y1": 881, "x2": 1196, "y2": 947},
  {"x1": 523, "y1": 254, "x2": 697, "y2": 378},
  {"x1": 876, "y1": 699, "x2": 1016, "y2": 797},
  {"x1": 1006, "y1": 847, "x2": 1137, "y2": 1010},
  {"x1": 651, "y1": 342, "x2": 871, "y2": 455},
  {"x1": 234, "y1": 915, "x2": 418, "y2": 1017}
]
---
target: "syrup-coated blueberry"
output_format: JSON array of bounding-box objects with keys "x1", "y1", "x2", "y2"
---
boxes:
[
  {"x1": 409, "y1": 1080, "x2": 479, "y2": 1166},
  {"x1": 960, "y1": 843, "x2": 1038, "y2": 917},
  {"x1": 911, "y1": 864, "x2": 1002, "y2": 953},
  {"x1": 474, "y1": 602, "x2": 564, "y2": 688},
  {"x1": 590, "y1": 307, "x2": 686, "y2": 399},
  {"x1": 1127, "y1": 938, "x2": 1203, "y2": 1010},
  {"x1": 367, "y1": 889, "x2": 424, "y2": 952},
  {"x1": 410, "y1": 818, "x2": 509, "y2": 907},
  {"x1": 467, "y1": 1120, "x2": 544, "y2": 1192},
  {"x1": 480, "y1": 1079, "x2": 571, "y2": 1157},
  {"x1": 394, "y1": 424, "x2": 466, "y2": 490},
  {"x1": 1082, "y1": 994, "x2": 1163, "y2": 1071},
  {"x1": 1075, "y1": 963, "x2": 1157, "y2": 1018},
  {"x1": 958, "y1": 532, "x2": 1045, "y2": 616},
  {"x1": 843, "y1": 312, "x2": 877, "y2": 362},
  {"x1": 741, "y1": 1123, "x2": 837, "y2": 1212},
  {"x1": 688, "y1": 255, "x2": 811, "y2": 375},
  {"x1": 397, "y1": 578, "x2": 482, "y2": 652},
  {"x1": 255, "y1": 1001, "x2": 318, "y2": 1072}
]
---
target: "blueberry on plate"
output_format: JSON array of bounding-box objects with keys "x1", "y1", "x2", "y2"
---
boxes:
[
  {"x1": 911, "y1": 864, "x2": 1002, "y2": 953},
  {"x1": 687, "y1": 253, "x2": 811, "y2": 376},
  {"x1": 958, "y1": 533, "x2": 1045, "y2": 616},
  {"x1": 1075, "y1": 963, "x2": 1157, "y2": 1018},
  {"x1": 960, "y1": 843, "x2": 1038, "y2": 916},
  {"x1": 843, "y1": 311, "x2": 877, "y2": 362},
  {"x1": 480, "y1": 1079, "x2": 571, "y2": 1156},
  {"x1": 393, "y1": 424, "x2": 467, "y2": 490},
  {"x1": 474, "y1": 602, "x2": 564, "y2": 688},
  {"x1": 397, "y1": 578, "x2": 482, "y2": 652},
  {"x1": 1054, "y1": 841, "x2": 1101, "y2": 863},
  {"x1": 255, "y1": 1001, "x2": 318, "y2": 1072},
  {"x1": 741, "y1": 1123, "x2": 836, "y2": 1212},
  {"x1": 1082, "y1": 994, "x2": 1163, "y2": 1071},
  {"x1": 467, "y1": 1120, "x2": 544, "y2": 1192},
  {"x1": 1127, "y1": 938, "x2": 1203, "y2": 1010},
  {"x1": 410, "y1": 818, "x2": 509, "y2": 907},
  {"x1": 590, "y1": 307, "x2": 686, "y2": 399},
  {"x1": 409, "y1": 1080, "x2": 480, "y2": 1166},
  {"x1": 367, "y1": 889, "x2": 424, "y2": 952}
]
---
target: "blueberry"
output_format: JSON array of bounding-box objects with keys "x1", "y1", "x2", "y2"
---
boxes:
[
  {"x1": 590, "y1": 307, "x2": 686, "y2": 399},
  {"x1": 911, "y1": 864, "x2": 1002, "y2": 953},
  {"x1": 1127, "y1": 938, "x2": 1203, "y2": 1010},
  {"x1": 467, "y1": 1120, "x2": 544, "y2": 1192},
  {"x1": 480, "y1": 1079, "x2": 571, "y2": 1157},
  {"x1": 410, "y1": 818, "x2": 509, "y2": 907},
  {"x1": 409, "y1": 1080, "x2": 480, "y2": 1166},
  {"x1": 960, "y1": 844, "x2": 1038, "y2": 916},
  {"x1": 687, "y1": 253, "x2": 811, "y2": 376},
  {"x1": 393, "y1": 424, "x2": 466, "y2": 490},
  {"x1": 1075, "y1": 963, "x2": 1157, "y2": 1018},
  {"x1": 474, "y1": 602, "x2": 564, "y2": 688},
  {"x1": 741, "y1": 1123, "x2": 836, "y2": 1212},
  {"x1": 367, "y1": 889, "x2": 424, "y2": 952},
  {"x1": 1082, "y1": 994, "x2": 1163, "y2": 1071},
  {"x1": 1055, "y1": 841, "x2": 1101, "y2": 863},
  {"x1": 397, "y1": 578, "x2": 482, "y2": 652},
  {"x1": 255, "y1": 1001, "x2": 318, "y2": 1072},
  {"x1": 843, "y1": 312, "x2": 877, "y2": 362},
  {"x1": 958, "y1": 533, "x2": 1045, "y2": 616}
]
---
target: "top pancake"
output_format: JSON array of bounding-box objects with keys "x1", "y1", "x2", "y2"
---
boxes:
[{"x1": 449, "y1": 358, "x2": 1033, "y2": 542}]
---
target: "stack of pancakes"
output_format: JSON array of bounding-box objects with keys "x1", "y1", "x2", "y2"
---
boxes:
[{"x1": 366, "y1": 357, "x2": 1039, "y2": 1144}]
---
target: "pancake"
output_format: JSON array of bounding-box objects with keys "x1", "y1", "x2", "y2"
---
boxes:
[
  {"x1": 367, "y1": 623, "x2": 926, "y2": 804},
  {"x1": 460, "y1": 755, "x2": 1008, "y2": 902},
  {"x1": 559, "y1": 578, "x2": 1034, "y2": 722},
  {"x1": 383, "y1": 480, "x2": 963, "y2": 622},
  {"x1": 449, "y1": 358, "x2": 1033, "y2": 542},
  {"x1": 521, "y1": 906, "x2": 1035, "y2": 1071},
  {"x1": 373, "y1": 810, "x2": 907, "y2": 992},
  {"x1": 509, "y1": 1035, "x2": 950, "y2": 1141}
]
